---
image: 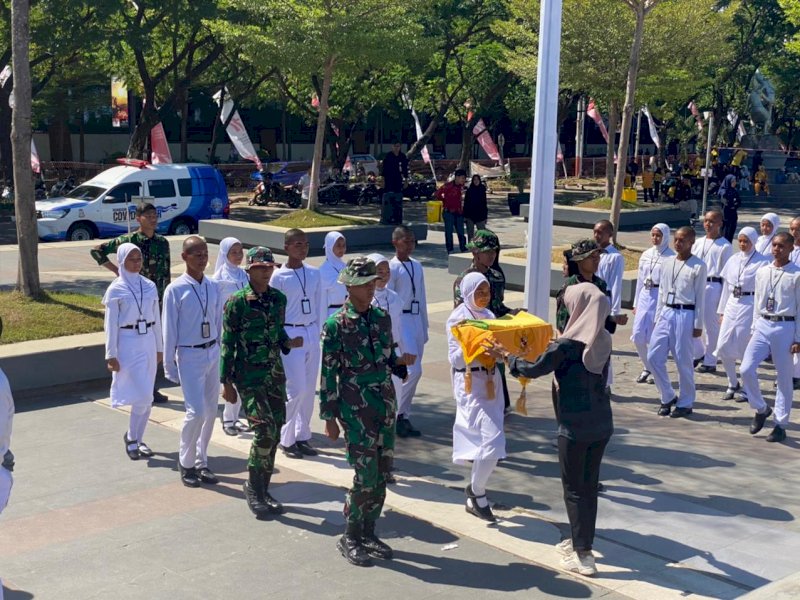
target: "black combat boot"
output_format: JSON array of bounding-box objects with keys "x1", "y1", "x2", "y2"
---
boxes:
[
  {"x1": 361, "y1": 520, "x2": 393, "y2": 559},
  {"x1": 336, "y1": 522, "x2": 373, "y2": 567},
  {"x1": 243, "y1": 468, "x2": 272, "y2": 517},
  {"x1": 261, "y1": 471, "x2": 284, "y2": 514}
]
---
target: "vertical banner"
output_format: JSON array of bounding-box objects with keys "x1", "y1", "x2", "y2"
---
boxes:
[
  {"x1": 111, "y1": 78, "x2": 128, "y2": 128},
  {"x1": 472, "y1": 119, "x2": 501, "y2": 162},
  {"x1": 213, "y1": 88, "x2": 262, "y2": 171},
  {"x1": 642, "y1": 105, "x2": 661, "y2": 149},
  {"x1": 687, "y1": 100, "x2": 703, "y2": 131},
  {"x1": 586, "y1": 99, "x2": 609, "y2": 144},
  {"x1": 401, "y1": 88, "x2": 432, "y2": 164},
  {"x1": 150, "y1": 122, "x2": 172, "y2": 164},
  {"x1": 31, "y1": 139, "x2": 40, "y2": 173}
]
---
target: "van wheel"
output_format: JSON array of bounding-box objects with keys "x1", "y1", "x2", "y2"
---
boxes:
[
  {"x1": 67, "y1": 222, "x2": 96, "y2": 241},
  {"x1": 169, "y1": 218, "x2": 194, "y2": 236}
]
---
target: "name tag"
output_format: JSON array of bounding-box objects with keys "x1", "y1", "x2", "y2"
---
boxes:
[
  {"x1": 301, "y1": 298, "x2": 312, "y2": 315},
  {"x1": 410, "y1": 300, "x2": 420, "y2": 315},
  {"x1": 666, "y1": 292, "x2": 676, "y2": 305},
  {"x1": 733, "y1": 285, "x2": 742, "y2": 299},
  {"x1": 644, "y1": 278, "x2": 653, "y2": 290},
  {"x1": 201, "y1": 321, "x2": 211, "y2": 339},
  {"x1": 766, "y1": 295, "x2": 776, "y2": 312},
  {"x1": 136, "y1": 319, "x2": 148, "y2": 335}
]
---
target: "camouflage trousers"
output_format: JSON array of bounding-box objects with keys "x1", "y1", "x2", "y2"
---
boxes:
[
  {"x1": 343, "y1": 426, "x2": 395, "y2": 525},
  {"x1": 240, "y1": 385, "x2": 286, "y2": 474}
]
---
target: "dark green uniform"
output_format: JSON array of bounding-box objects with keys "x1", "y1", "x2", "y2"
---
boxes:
[
  {"x1": 320, "y1": 302, "x2": 403, "y2": 525},
  {"x1": 453, "y1": 265, "x2": 511, "y2": 316},
  {"x1": 556, "y1": 274, "x2": 615, "y2": 334},
  {"x1": 91, "y1": 231, "x2": 171, "y2": 303},
  {"x1": 220, "y1": 284, "x2": 291, "y2": 475}
]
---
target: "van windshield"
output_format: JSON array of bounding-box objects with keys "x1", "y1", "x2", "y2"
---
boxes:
[{"x1": 66, "y1": 185, "x2": 106, "y2": 201}]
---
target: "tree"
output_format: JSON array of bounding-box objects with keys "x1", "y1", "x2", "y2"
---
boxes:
[{"x1": 10, "y1": 0, "x2": 40, "y2": 297}]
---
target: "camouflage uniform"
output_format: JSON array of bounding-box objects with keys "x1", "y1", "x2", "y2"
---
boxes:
[
  {"x1": 320, "y1": 260, "x2": 406, "y2": 527},
  {"x1": 453, "y1": 230, "x2": 511, "y2": 316},
  {"x1": 556, "y1": 239, "x2": 615, "y2": 334},
  {"x1": 220, "y1": 249, "x2": 292, "y2": 479},
  {"x1": 91, "y1": 231, "x2": 171, "y2": 304}
]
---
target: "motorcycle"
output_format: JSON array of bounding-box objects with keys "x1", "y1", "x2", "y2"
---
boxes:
[
  {"x1": 248, "y1": 172, "x2": 302, "y2": 208},
  {"x1": 49, "y1": 175, "x2": 75, "y2": 198}
]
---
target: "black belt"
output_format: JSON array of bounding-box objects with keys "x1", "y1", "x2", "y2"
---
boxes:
[
  {"x1": 328, "y1": 304, "x2": 343, "y2": 309},
  {"x1": 179, "y1": 340, "x2": 217, "y2": 349},
  {"x1": 762, "y1": 315, "x2": 796, "y2": 322},
  {"x1": 120, "y1": 321, "x2": 155, "y2": 329},
  {"x1": 402, "y1": 309, "x2": 418, "y2": 314},
  {"x1": 666, "y1": 304, "x2": 695, "y2": 310},
  {"x1": 707, "y1": 276, "x2": 723, "y2": 283},
  {"x1": 453, "y1": 366, "x2": 491, "y2": 374},
  {"x1": 285, "y1": 323, "x2": 312, "y2": 327},
  {"x1": 737, "y1": 291, "x2": 755, "y2": 296}
]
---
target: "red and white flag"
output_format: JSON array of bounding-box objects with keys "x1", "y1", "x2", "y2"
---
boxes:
[
  {"x1": 687, "y1": 100, "x2": 703, "y2": 131},
  {"x1": 150, "y1": 122, "x2": 172, "y2": 164},
  {"x1": 213, "y1": 88, "x2": 262, "y2": 170},
  {"x1": 472, "y1": 119, "x2": 501, "y2": 162},
  {"x1": 31, "y1": 139, "x2": 40, "y2": 173},
  {"x1": 586, "y1": 99, "x2": 610, "y2": 144},
  {"x1": 642, "y1": 105, "x2": 661, "y2": 149}
]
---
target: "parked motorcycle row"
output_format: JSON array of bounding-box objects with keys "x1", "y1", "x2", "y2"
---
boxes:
[{"x1": 2, "y1": 175, "x2": 76, "y2": 203}]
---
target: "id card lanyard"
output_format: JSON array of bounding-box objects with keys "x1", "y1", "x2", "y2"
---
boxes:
[
  {"x1": 401, "y1": 260, "x2": 420, "y2": 315},
  {"x1": 191, "y1": 279, "x2": 211, "y2": 338},
  {"x1": 666, "y1": 259, "x2": 688, "y2": 305},
  {"x1": 293, "y1": 266, "x2": 312, "y2": 315},
  {"x1": 734, "y1": 252, "x2": 755, "y2": 298},
  {"x1": 766, "y1": 267, "x2": 785, "y2": 313},
  {"x1": 126, "y1": 278, "x2": 148, "y2": 334},
  {"x1": 645, "y1": 248, "x2": 665, "y2": 289}
]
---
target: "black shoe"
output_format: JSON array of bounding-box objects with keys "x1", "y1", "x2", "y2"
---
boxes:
[
  {"x1": 766, "y1": 425, "x2": 787, "y2": 443},
  {"x1": 658, "y1": 397, "x2": 678, "y2": 416},
  {"x1": 385, "y1": 471, "x2": 397, "y2": 484},
  {"x1": 280, "y1": 443, "x2": 304, "y2": 459},
  {"x1": 647, "y1": 377, "x2": 655, "y2": 384},
  {"x1": 750, "y1": 407, "x2": 773, "y2": 435},
  {"x1": 597, "y1": 482, "x2": 605, "y2": 493},
  {"x1": 153, "y1": 390, "x2": 169, "y2": 404},
  {"x1": 403, "y1": 418, "x2": 421, "y2": 437},
  {"x1": 123, "y1": 433, "x2": 140, "y2": 461},
  {"x1": 137, "y1": 442, "x2": 154, "y2": 458},
  {"x1": 636, "y1": 370, "x2": 651, "y2": 384},
  {"x1": 735, "y1": 390, "x2": 749, "y2": 403},
  {"x1": 693, "y1": 358, "x2": 702, "y2": 368},
  {"x1": 670, "y1": 406, "x2": 693, "y2": 418},
  {"x1": 197, "y1": 467, "x2": 219, "y2": 485},
  {"x1": 244, "y1": 468, "x2": 281, "y2": 516},
  {"x1": 465, "y1": 485, "x2": 496, "y2": 522},
  {"x1": 722, "y1": 383, "x2": 741, "y2": 401},
  {"x1": 180, "y1": 466, "x2": 201, "y2": 488},
  {"x1": 696, "y1": 365, "x2": 717, "y2": 374},
  {"x1": 794, "y1": 378, "x2": 800, "y2": 391},
  {"x1": 337, "y1": 525, "x2": 373, "y2": 567},
  {"x1": 223, "y1": 422, "x2": 239, "y2": 436},
  {"x1": 233, "y1": 420, "x2": 252, "y2": 433},
  {"x1": 362, "y1": 521, "x2": 393, "y2": 559},
  {"x1": 396, "y1": 417, "x2": 410, "y2": 438},
  {"x1": 296, "y1": 441, "x2": 318, "y2": 456}
]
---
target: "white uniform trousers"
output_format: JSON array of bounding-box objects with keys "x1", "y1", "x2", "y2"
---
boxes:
[
  {"x1": 647, "y1": 307, "x2": 697, "y2": 408},
  {"x1": 177, "y1": 345, "x2": 221, "y2": 470},
  {"x1": 741, "y1": 320, "x2": 794, "y2": 427},
  {"x1": 280, "y1": 324, "x2": 321, "y2": 447},
  {"x1": 398, "y1": 314, "x2": 426, "y2": 418},
  {"x1": 0, "y1": 467, "x2": 11, "y2": 514},
  {"x1": 793, "y1": 353, "x2": 800, "y2": 379},
  {"x1": 693, "y1": 282, "x2": 723, "y2": 367},
  {"x1": 715, "y1": 302, "x2": 755, "y2": 388},
  {"x1": 631, "y1": 290, "x2": 659, "y2": 372}
]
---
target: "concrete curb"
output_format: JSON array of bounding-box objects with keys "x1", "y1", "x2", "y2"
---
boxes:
[{"x1": 519, "y1": 203, "x2": 691, "y2": 230}]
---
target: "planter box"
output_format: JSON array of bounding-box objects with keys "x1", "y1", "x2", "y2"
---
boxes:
[
  {"x1": 448, "y1": 250, "x2": 638, "y2": 309},
  {"x1": 200, "y1": 219, "x2": 427, "y2": 256},
  {"x1": 519, "y1": 203, "x2": 690, "y2": 230}
]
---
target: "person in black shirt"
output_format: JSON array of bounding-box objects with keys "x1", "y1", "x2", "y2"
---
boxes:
[
  {"x1": 463, "y1": 175, "x2": 489, "y2": 242},
  {"x1": 380, "y1": 142, "x2": 409, "y2": 225}
]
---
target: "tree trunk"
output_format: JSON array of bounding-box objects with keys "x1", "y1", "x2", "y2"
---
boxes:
[
  {"x1": 307, "y1": 56, "x2": 335, "y2": 212},
  {"x1": 0, "y1": 88, "x2": 12, "y2": 182},
  {"x1": 179, "y1": 88, "x2": 189, "y2": 162},
  {"x1": 610, "y1": 4, "x2": 646, "y2": 239},
  {"x1": 604, "y1": 100, "x2": 619, "y2": 197},
  {"x1": 407, "y1": 110, "x2": 444, "y2": 158},
  {"x1": 11, "y1": 0, "x2": 40, "y2": 297}
]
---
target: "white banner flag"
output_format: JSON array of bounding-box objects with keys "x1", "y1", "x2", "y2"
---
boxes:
[
  {"x1": 213, "y1": 88, "x2": 262, "y2": 170},
  {"x1": 401, "y1": 88, "x2": 431, "y2": 164},
  {"x1": 642, "y1": 105, "x2": 661, "y2": 149},
  {"x1": 31, "y1": 139, "x2": 40, "y2": 173}
]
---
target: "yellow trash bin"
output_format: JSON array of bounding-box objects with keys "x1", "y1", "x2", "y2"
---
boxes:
[
  {"x1": 427, "y1": 200, "x2": 443, "y2": 223},
  {"x1": 622, "y1": 187, "x2": 637, "y2": 203}
]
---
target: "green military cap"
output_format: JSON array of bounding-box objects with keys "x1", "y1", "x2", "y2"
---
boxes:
[
  {"x1": 337, "y1": 256, "x2": 379, "y2": 286},
  {"x1": 244, "y1": 246, "x2": 276, "y2": 270},
  {"x1": 570, "y1": 239, "x2": 605, "y2": 262},
  {"x1": 466, "y1": 229, "x2": 500, "y2": 251}
]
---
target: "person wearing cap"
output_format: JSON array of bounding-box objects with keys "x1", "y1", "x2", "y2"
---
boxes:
[
  {"x1": 0, "y1": 317, "x2": 15, "y2": 518},
  {"x1": 162, "y1": 236, "x2": 225, "y2": 488},
  {"x1": 647, "y1": 226, "x2": 706, "y2": 418},
  {"x1": 320, "y1": 256, "x2": 408, "y2": 566},
  {"x1": 221, "y1": 247, "x2": 303, "y2": 517},
  {"x1": 269, "y1": 228, "x2": 322, "y2": 459}
]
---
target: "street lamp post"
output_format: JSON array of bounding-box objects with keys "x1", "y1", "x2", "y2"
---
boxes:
[{"x1": 523, "y1": 0, "x2": 563, "y2": 319}]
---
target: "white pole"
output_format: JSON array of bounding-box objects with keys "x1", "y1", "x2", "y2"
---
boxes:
[
  {"x1": 701, "y1": 113, "x2": 714, "y2": 217},
  {"x1": 523, "y1": 0, "x2": 563, "y2": 319},
  {"x1": 575, "y1": 97, "x2": 584, "y2": 177}
]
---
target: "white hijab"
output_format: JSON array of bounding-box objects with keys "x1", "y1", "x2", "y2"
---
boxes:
[
  {"x1": 561, "y1": 282, "x2": 612, "y2": 375},
  {"x1": 324, "y1": 231, "x2": 346, "y2": 271},
  {"x1": 739, "y1": 226, "x2": 759, "y2": 257},
  {"x1": 102, "y1": 243, "x2": 157, "y2": 306},
  {"x1": 756, "y1": 213, "x2": 780, "y2": 254},
  {"x1": 447, "y1": 272, "x2": 493, "y2": 331},
  {"x1": 213, "y1": 237, "x2": 248, "y2": 284},
  {"x1": 643, "y1": 223, "x2": 671, "y2": 259}
]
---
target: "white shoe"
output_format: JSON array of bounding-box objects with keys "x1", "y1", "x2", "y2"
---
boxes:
[
  {"x1": 555, "y1": 538, "x2": 573, "y2": 556},
  {"x1": 560, "y1": 550, "x2": 597, "y2": 576}
]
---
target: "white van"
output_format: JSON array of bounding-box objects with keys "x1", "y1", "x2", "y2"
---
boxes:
[{"x1": 35, "y1": 161, "x2": 229, "y2": 241}]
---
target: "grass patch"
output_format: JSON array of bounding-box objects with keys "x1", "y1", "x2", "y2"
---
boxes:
[
  {"x1": 578, "y1": 197, "x2": 641, "y2": 210},
  {"x1": 268, "y1": 209, "x2": 371, "y2": 229},
  {"x1": 505, "y1": 247, "x2": 642, "y2": 271},
  {"x1": 0, "y1": 291, "x2": 105, "y2": 344}
]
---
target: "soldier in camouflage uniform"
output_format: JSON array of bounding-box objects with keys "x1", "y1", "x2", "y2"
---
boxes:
[
  {"x1": 320, "y1": 256, "x2": 408, "y2": 567},
  {"x1": 220, "y1": 247, "x2": 303, "y2": 517},
  {"x1": 453, "y1": 229, "x2": 513, "y2": 318},
  {"x1": 91, "y1": 202, "x2": 171, "y2": 403}
]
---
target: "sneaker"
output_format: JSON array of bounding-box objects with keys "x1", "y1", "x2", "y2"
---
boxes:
[
  {"x1": 556, "y1": 538, "x2": 573, "y2": 556},
  {"x1": 560, "y1": 550, "x2": 597, "y2": 576}
]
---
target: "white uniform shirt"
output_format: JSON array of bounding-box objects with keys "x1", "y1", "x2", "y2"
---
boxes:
[
  {"x1": 0, "y1": 368, "x2": 13, "y2": 464},
  {"x1": 633, "y1": 246, "x2": 675, "y2": 309},
  {"x1": 656, "y1": 255, "x2": 707, "y2": 329},
  {"x1": 270, "y1": 264, "x2": 321, "y2": 326},
  {"x1": 372, "y1": 286, "x2": 407, "y2": 355},
  {"x1": 162, "y1": 274, "x2": 223, "y2": 379},
  {"x1": 717, "y1": 251, "x2": 770, "y2": 313},
  {"x1": 753, "y1": 262, "x2": 800, "y2": 342},
  {"x1": 319, "y1": 261, "x2": 348, "y2": 324},
  {"x1": 692, "y1": 236, "x2": 733, "y2": 280},
  {"x1": 790, "y1": 245, "x2": 800, "y2": 267},
  {"x1": 104, "y1": 285, "x2": 163, "y2": 359},
  {"x1": 388, "y1": 256, "x2": 429, "y2": 341},
  {"x1": 598, "y1": 245, "x2": 624, "y2": 315}
]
